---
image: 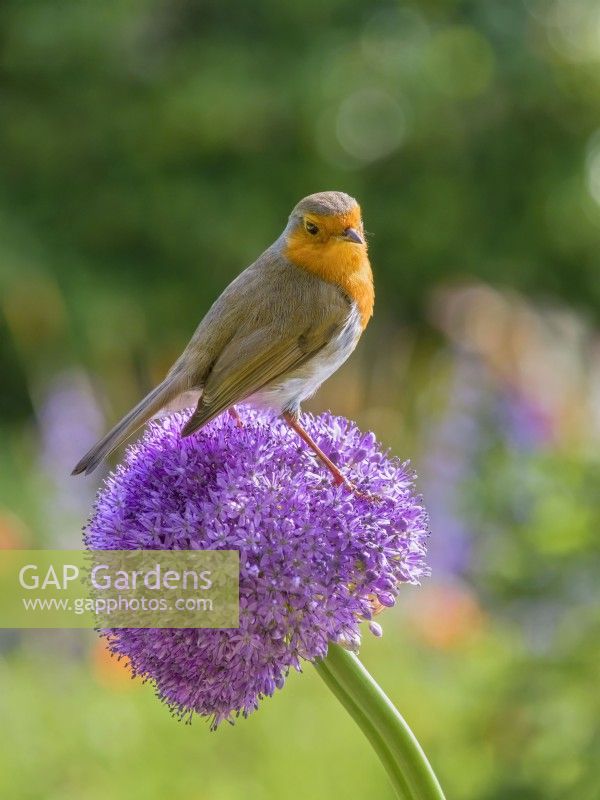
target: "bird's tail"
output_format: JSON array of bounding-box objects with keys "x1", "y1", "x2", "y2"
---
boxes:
[{"x1": 71, "y1": 375, "x2": 186, "y2": 476}]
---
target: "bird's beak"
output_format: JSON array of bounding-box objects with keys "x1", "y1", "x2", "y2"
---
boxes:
[{"x1": 342, "y1": 227, "x2": 364, "y2": 244}]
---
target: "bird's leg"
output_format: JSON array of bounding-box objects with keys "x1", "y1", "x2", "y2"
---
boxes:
[
  {"x1": 228, "y1": 406, "x2": 244, "y2": 427},
  {"x1": 282, "y1": 410, "x2": 350, "y2": 488}
]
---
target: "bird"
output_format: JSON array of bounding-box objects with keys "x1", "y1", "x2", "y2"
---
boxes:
[{"x1": 72, "y1": 190, "x2": 374, "y2": 490}]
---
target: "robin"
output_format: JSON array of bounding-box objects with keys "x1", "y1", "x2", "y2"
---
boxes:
[{"x1": 72, "y1": 191, "x2": 374, "y2": 490}]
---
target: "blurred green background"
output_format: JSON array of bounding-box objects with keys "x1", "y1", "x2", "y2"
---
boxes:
[{"x1": 1, "y1": 1, "x2": 599, "y2": 798}]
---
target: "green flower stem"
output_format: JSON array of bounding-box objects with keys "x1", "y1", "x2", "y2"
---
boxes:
[{"x1": 314, "y1": 643, "x2": 446, "y2": 800}]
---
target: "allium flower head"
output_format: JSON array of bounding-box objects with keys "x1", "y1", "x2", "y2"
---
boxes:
[{"x1": 85, "y1": 407, "x2": 429, "y2": 727}]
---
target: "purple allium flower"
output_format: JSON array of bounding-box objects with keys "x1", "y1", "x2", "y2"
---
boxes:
[{"x1": 85, "y1": 407, "x2": 429, "y2": 727}]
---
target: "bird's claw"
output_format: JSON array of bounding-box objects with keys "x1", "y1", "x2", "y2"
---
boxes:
[
  {"x1": 333, "y1": 474, "x2": 382, "y2": 502},
  {"x1": 228, "y1": 407, "x2": 244, "y2": 428}
]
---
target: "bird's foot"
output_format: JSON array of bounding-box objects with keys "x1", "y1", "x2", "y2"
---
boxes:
[
  {"x1": 282, "y1": 411, "x2": 381, "y2": 501},
  {"x1": 228, "y1": 407, "x2": 244, "y2": 428},
  {"x1": 332, "y1": 472, "x2": 381, "y2": 502}
]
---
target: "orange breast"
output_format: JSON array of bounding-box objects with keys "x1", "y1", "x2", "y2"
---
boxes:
[{"x1": 284, "y1": 235, "x2": 374, "y2": 329}]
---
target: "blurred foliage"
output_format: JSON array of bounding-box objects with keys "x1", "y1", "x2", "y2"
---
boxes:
[
  {"x1": 1, "y1": 1, "x2": 600, "y2": 799},
  {"x1": 0, "y1": 590, "x2": 598, "y2": 800},
  {"x1": 1, "y1": 0, "x2": 600, "y2": 423}
]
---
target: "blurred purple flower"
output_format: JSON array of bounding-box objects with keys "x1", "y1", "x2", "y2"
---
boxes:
[
  {"x1": 422, "y1": 350, "x2": 552, "y2": 578},
  {"x1": 36, "y1": 369, "x2": 105, "y2": 544},
  {"x1": 421, "y1": 354, "x2": 485, "y2": 576},
  {"x1": 85, "y1": 407, "x2": 429, "y2": 727},
  {"x1": 496, "y1": 388, "x2": 553, "y2": 451}
]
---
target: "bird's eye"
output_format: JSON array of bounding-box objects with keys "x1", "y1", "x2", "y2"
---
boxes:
[{"x1": 305, "y1": 220, "x2": 319, "y2": 236}]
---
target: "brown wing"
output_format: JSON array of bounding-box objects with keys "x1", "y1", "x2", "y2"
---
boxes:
[{"x1": 180, "y1": 302, "x2": 349, "y2": 437}]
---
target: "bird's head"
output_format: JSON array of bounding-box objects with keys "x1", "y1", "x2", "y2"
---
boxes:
[
  {"x1": 281, "y1": 191, "x2": 373, "y2": 327},
  {"x1": 283, "y1": 191, "x2": 368, "y2": 278},
  {"x1": 288, "y1": 191, "x2": 365, "y2": 246}
]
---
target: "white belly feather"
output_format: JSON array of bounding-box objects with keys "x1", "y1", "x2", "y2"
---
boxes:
[{"x1": 247, "y1": 303, "x2": 362, "y2": 414}]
